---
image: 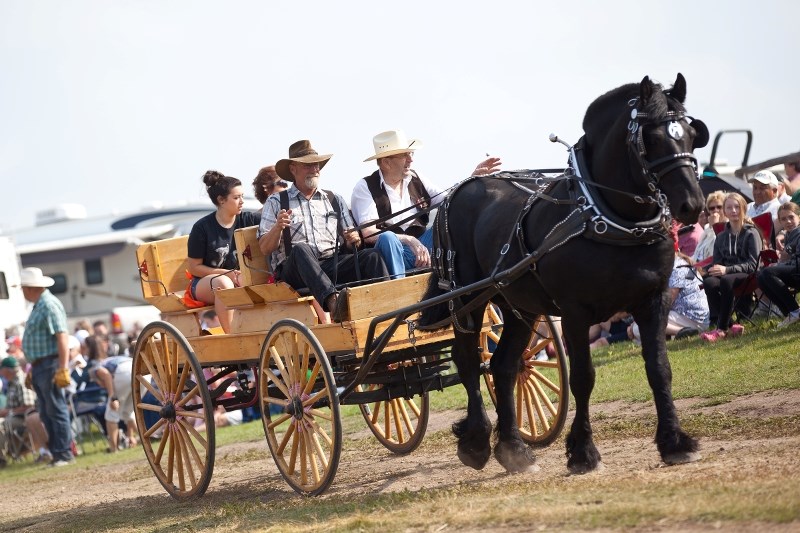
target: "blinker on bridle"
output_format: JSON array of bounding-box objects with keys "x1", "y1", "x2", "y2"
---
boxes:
[{"x1": 626, "y1": 97, "x2": 699, "y2": 190}]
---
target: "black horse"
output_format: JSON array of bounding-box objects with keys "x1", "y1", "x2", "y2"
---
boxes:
[{"x1": 419, "y1": 74, "x2": 709, "y2": 474}]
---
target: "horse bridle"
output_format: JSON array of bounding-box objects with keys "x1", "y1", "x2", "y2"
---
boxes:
[{"x1": 626, "y1": 97, "x2": 699, "y2": 194}]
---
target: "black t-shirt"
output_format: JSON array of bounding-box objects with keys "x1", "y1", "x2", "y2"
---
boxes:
[{"x1": 187, "y1": 211, "x2": 260, "y2": 271}]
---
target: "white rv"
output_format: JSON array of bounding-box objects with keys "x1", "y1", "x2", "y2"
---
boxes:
[
  {"x1": 11, "y1": 200, "x2": 261, "y2": 334},
  {"x1": 0, "y1": 236, "x2": 26, "y2": 353}
]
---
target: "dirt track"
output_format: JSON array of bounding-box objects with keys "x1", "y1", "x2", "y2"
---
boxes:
[{"x1": 3, "y1": 390, "x2": 799, "y2": 532}]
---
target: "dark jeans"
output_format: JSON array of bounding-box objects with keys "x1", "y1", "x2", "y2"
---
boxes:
[
  {"x1": 277, "y1": 243, "x2": 389, "y2": 311},
  {"x1": 31, "y1": 356, "x2": 74, "y2": 461},
  {"x1": 703, "y1": 272, "x2": 750, "y2": 330},
  {"x1": 758, "y1": 263, "x2": 800, "y2": 315}
]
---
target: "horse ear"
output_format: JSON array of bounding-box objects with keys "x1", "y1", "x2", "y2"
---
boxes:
[
  {"x1": 691, "y1": 119, "x2": 710, "y2": 149},
  {"x1": 639, "y1": 76, "x2": 653, "y2": 103},
  {"x1": 670, "y1": 73, "x2": 687, "y2": 103}
]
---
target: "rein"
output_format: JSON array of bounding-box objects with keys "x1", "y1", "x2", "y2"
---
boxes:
[{"x1": 430, "y1": 99, "x2": 697, "y2": 332}]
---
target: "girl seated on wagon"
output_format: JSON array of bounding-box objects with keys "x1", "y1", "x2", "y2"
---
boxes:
[{"x1": 188, "y1": 171, "x2": 260, "y2": 333}]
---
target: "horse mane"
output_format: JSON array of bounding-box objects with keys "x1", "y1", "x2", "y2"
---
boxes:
[{"x1": 582, "y1": 79, "x2": 686, "y2": 135}]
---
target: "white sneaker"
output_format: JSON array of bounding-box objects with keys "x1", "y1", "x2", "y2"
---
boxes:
[
  {"x1": 534, "y1": 350, "x2": 549, "y2": 362},
  {"x1": 777, "y1": 313, "x2": 800, "y2": 329}
]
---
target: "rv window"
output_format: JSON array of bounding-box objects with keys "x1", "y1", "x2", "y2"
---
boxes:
[
  {"x1": 50, "y1": 274, "x2": 68, "y2": 295},
  {"x1": 0, "y1": 272, "x2": 8, "y2": 299},
  {"x1": 85, "y1": 259, "x2": 103, "y2": 285}
]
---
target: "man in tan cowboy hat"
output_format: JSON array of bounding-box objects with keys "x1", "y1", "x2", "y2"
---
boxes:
[
  {"x1": 351, "y1": 129, "x2": 501, "y2": 278},
  {"x1": 258, "y1": 140, "x2": 389, "y2": 320},
  {"x1": 13, "y1": 267, "x2": 74, "y2": 466}
]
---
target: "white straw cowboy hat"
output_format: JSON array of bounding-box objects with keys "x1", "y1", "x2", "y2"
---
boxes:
[
  {"x1": 15, "y1": 267, "x2": 55, "y2": 288},
  {"x1": 364, "y1": 130, "x2": 424, "y2": 162},
  {"x1": 275, "y1": 140, "x2": 333, "y2": 182}
]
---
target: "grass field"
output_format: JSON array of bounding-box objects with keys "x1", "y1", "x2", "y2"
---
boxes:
[{"x1": 1, "y1": 317, "x2": 799, "y2": 532}]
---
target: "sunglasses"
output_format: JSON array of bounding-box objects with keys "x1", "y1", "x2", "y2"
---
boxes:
[{"x1": 706, "y1": 205, "x2": 723, "y2": 211}]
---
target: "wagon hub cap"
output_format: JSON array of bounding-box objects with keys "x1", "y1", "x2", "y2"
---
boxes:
[
  {"x1": 287, "y1": 396, "x2": 304, "y2": 420},
  {"x1": 160, "y1": 402, "x2": 177, "y2": 422}
]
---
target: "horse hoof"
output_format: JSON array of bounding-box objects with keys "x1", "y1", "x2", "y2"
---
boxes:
[
  {"x1": 568, "y1": 461, "x2": 605, "y2": 475},
  {"x1": 494, "y1": 440, "x2": 536, "y2": 473},
  {"x1": 663, "y1": 451, "x2": 702, "y2": 465},
  {"x1": 457, "y1": 447, "x2": 491, "y2": 470}
]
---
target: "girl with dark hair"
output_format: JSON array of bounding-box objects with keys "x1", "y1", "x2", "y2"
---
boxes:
[
  {"x1": 187, "y1": 171, "x2": 260, "y2": 332},
  {"x1": 700, "y1": 192, "x2": 762, "y2": 342}
]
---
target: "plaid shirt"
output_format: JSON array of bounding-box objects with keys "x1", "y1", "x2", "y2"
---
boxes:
[
  {"x1": 4, "y1": 368, "x2": 37, "y2": 411},
  {"x1": 258, "y1": 185, "x2": 355, "y2": 271},
  {"x1": 21, "y1": 289, "x2": 68, "y2": 362}
]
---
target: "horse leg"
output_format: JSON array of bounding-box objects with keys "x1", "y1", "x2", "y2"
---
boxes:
[
  {"x1": 562, "y1": 317, "x2": 603, "y2": 474},
  {"x1": 634, "y1": 300, "x2": 700, "y2": 464},
  {"x1": 451, "y1": 320, "x2": 492, "y2": 470},
  {"x1": 490, "y1": 312, "x2": 537, "y2": 473}
]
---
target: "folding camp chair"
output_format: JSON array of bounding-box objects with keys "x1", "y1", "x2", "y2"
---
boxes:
[
  {"x1": 732, "y1": 249, "x2": 780, "y2": 324},
  {"x1": 69, "y1": 382, "x2": 110, "y2": 454},
  {"x1": 2, "y1": 414, "x2": 34, "y2": 462}
]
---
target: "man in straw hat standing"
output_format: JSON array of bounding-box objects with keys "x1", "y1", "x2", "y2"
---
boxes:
[
  {"x1": 351, "y1": 129, "x2": 501, "y2": 278},
  {"x1": 258, "y1": 140, "x2": 389, "y2": 321},
  {"x1": 14, "y1": 267, "x2": 74, "y2": 466}
]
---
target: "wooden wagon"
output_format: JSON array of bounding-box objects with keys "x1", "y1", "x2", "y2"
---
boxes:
[{"x1": 131, "y1": 226, "x2": 569, "y2": 499}]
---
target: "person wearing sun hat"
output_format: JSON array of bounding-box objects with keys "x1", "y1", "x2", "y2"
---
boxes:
[
  {"x1": 258, "y1": 140, "x2": 389, "y2": 321},
  {"x1": 350, "y1": 129, "x2": 501, "y2": 279},
  {"x1": 0, "y1": 355, "x2": 37, "y2": 467},
  {"x1": 13, "y1": 267, "x2": 74, "y2": 466}
]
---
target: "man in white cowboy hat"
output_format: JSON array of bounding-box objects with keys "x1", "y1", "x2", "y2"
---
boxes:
[
  {"x1": 746, "y1": 170, "x2": 782, "y2": 227},
  {"x1": 350, "y1": 129, "x2": 501, "y2": 278},
  {"x1": 14, "y1": 267, "x2": 74, "y2": 466},
  {"x1": 258, "y1": 140, "x2": 390, "y2": 320}
]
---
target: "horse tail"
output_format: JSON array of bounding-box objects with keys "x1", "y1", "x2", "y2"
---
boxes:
[{"x1": 417, "y1": 268, "x2": 450, "y2": 331}]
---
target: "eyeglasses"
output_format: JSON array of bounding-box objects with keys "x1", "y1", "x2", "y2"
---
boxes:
[{"x1": 707, "y1": 205, "x2": 723, "y2": 211}]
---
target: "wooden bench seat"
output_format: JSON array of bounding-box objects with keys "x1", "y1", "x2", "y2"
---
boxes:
[{"x1": 136, "y1": 232, "x2": 318, "y2": 338}]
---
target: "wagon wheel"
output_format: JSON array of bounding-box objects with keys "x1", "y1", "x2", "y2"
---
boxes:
[
  {"x1": 132, "y1": 321, "x2": 215, "y2": 500},
  {"x1": 357, "y1": 383, "x2": 430, "y2": 455},
  {"x1": 259, "y1": 319, "x2": 342, "y2": 496},
  {"x1": 481, "y1": 307, "x2": 569, "y2": 446}
]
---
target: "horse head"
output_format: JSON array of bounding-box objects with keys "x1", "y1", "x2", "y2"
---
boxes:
[{"x1": 583, "y1": 73, "x2": 707, "y2": 225}]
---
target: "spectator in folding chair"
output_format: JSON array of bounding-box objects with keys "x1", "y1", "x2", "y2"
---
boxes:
[
  {"x1": 0, "y1": 356, "x2": 37, "y2": 466},
  {"x1": 783, "y1": 158, "x2": 800, "y2": 205},
  {"x1": 692, "y1": 190, "x2": 728, "y2": 264},
  {"x1": 700, "y1": 192, "x2": 763, "y2": 342},
  {"x1": 746, "y1": 171, "x2": 782, "y2": 231},
  {"x1": 758, "y1": 202, "x2": 800, "y2": 329}
]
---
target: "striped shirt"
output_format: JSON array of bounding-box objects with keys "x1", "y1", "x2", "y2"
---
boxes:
[
  {"x1": 21, "y1": 289, "x2": 68, "y2": 362},
  {"x1": 257, "y1": 185, "x2": 355, "y2": 271}
]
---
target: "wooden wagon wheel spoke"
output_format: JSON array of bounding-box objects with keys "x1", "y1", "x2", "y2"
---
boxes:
[
  {"x1": 260, "y1": 320, "x2": 341, "y2": 496},
  {"x1": 358, "y1": 386, "x2": 429, "y2": 454},
  {"x1": 482, "y1": 311, "x2": 569, "y2": 446},
  {"x1": 133, "y1": 322, "x2": 215, "y2": 501}
]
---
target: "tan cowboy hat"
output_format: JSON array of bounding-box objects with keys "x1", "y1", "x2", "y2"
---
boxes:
[
  {"x1": 275, "y1": 140, "x2": 333, "y2": 181},
  {"x1": 14, "y1": 267, "x2": 55, "y2": 288},
  {"x1": 364, "y1": 130, "x2": 423, "y2": 162}
]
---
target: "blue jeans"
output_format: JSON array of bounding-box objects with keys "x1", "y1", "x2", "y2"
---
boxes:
[
  {"x1": 374, "y1": 228, "x2": 433, "y2": 279},
  {"x1": 31, "y1": 356, "x2": 73, "y2": 461}
]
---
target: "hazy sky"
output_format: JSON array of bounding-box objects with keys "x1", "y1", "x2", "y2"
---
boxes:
[{"x1": 1, "y1": 0, "x2": 797, "y2": 234}]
